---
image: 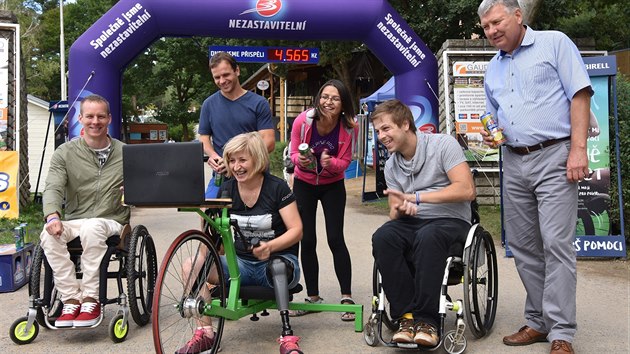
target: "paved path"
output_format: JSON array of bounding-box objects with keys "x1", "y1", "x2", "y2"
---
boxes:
[{"x1": 1, "y1": 176, "x2": 628, "y2": 353}]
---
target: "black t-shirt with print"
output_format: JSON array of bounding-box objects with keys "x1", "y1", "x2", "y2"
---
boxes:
[{"x1": 219, "y1": 172, "x2": 297, "y2": 261}]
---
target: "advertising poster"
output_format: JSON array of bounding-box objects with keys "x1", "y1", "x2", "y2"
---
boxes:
[
  {"x1": 572, "y1": 55, "x2": 624, "y2": 257},
  {"x1": 0, "y1": 38, "x2": 8, "y2": 151},
  {"x1": 0, "y1": 151, "x2": 19, "y2": 219},
  {"x1": 452, "y1": 61, "x2": 498, "y2": 161}
]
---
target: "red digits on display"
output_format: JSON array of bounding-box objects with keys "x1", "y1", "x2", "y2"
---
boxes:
[{"x1": 274, "y1": 49, "x2": 283, "y2": 61}]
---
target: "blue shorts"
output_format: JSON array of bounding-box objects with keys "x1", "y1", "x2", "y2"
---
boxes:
[
  {"x1": 205, "y1": 177, "x2": 220, "y2": 199},
  {"x1": 220, "y1": 254, "x2": 300, "y2": 289}
]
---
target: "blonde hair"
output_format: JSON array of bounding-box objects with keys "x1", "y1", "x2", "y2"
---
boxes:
[{"x1": 222, "y1": 132, "x2": 269, "y2": 178}]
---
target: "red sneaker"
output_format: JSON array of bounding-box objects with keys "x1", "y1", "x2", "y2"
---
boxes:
[
  {"x1": 55, "y1": 300, "x2": 80, "y2": 327},
  {"x1": 278, "y1": 335, "x2": 303, "y2": 354},
  {"x1": 73, "y1": 298, "x2": 101, "y2": 327},
  {"x1": 176, "y1": 329, "x2": 216, "y2": 354}
]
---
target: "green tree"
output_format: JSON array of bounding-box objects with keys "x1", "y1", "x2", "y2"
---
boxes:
[
  {"x1": 124, "y1": 37, "x2": 215, "y2": 141},
  {"x1": 388, "y1": 0, "x2": 484, "y2": 53},
  {"x1": 609, "y1": 73, "x2": 630, "y2": 241},
  {"x1": 530, "y1": 0, "x2": 629, "y2": 51}
]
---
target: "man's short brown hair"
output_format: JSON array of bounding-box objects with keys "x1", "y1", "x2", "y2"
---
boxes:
[
  {"x1": 370, "y1": 99, "x2": 416, "y2": 132},
  {"x1": 80, "y1": 94, "x2": 110, "y2": 115}
]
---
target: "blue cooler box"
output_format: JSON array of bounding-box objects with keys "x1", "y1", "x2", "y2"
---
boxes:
[
  {"x1": 0, "y1": 243, "x2": 34, "y2": 293},
  {"x1": 344, "y1": 160, "x2": 363, "y2": 179}
]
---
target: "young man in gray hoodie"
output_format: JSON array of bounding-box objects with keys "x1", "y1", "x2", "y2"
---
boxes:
[{"x1": 371, "y1": 99, "x2": 476, "y2": 347}]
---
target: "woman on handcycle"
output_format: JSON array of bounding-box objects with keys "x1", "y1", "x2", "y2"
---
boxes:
[{"x1": 178, "y1": 132, "x2": 304, "y2": 354}]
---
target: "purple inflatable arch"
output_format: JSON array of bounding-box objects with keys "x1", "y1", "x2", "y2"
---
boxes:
[{"x1": 68, "y1": 0, "x2": 437, "y2": 139}]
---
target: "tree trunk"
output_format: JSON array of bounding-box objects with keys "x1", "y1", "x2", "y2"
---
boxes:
[
  {"x1": 519, "y1": 0, "x2": 542, "y2": 24},
  {"x1": 181, "y1": 122, "x2": 189, "y2": 141}
]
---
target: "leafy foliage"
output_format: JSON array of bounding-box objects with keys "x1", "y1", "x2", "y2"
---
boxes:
[
  {"x1": 388, "y1": 0, "x2": 484, "y2": 53},
  {"x1": 532, "y1": 0, "x2": 629, "y2": 51},
  {"x1": 609, "y1": 73, "x2": 630, "y2": 241},
  {"x1": 0, "y1": 199, "x2": 44, "y2": 244}
]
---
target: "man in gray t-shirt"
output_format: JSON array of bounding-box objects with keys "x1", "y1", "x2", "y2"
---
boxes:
[{"x1": 370, "y1": 100, "x2": 475, "y2": 348}]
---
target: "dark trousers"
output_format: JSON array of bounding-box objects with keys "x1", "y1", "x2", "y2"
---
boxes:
[
  {"x1": 372, "y1": 217, "x2": 469, "y2": 327},
  {"x1": 293, "y1": 178, "x2": 352, "y2": 296}
]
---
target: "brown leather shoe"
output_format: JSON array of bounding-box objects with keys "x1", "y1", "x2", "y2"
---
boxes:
[
  {"x1": 503, "y1": 325, "x2": 548, "y2": 346},
  {"x1": 550, "y1": 340, "x2": 574, "y2": 354}
]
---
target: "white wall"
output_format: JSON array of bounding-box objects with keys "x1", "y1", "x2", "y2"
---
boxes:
[{"x1": 26, "y1": 95, "x2": 54, "y2": 194}]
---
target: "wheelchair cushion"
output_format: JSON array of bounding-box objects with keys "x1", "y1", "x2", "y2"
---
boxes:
[{"x1": 239, "y1": 283, "x2": 303, "y2": 301}]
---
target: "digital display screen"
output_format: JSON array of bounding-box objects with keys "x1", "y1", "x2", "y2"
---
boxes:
[
  {"x1": 209, "y1": 46, "x2": 319, "y2": 64},
  {"x1": 266, "y1": 48, "x2": 319, "y2": 63}
]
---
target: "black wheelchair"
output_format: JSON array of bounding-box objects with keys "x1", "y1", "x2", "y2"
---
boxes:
[
  {"x1": 9, "y1": 225, "x2": 158, "y2": 344},
  {"x1": 363, "y1": 202, "x2": 498, "y2": 354}
]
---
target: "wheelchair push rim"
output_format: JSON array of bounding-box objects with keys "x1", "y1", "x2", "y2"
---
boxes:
[
  {"x1": 463, "y1": 225, "x2": 498, "y2": 338},
  {"x1": 127, "y1": 225, "x2": 158, "y2": 326}
]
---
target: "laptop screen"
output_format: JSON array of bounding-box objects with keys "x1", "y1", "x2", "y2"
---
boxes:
[{"x1": 123, "y1": 142, "x2": 206, "y2": 206}]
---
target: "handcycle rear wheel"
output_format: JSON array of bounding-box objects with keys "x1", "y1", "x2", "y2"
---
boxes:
[
  {"x1": 463, "y1": 226, "x2": 498, "y2": 338},
  {"x1": 152, "y1": 230, "x2": 225, "y2": 354},
  {"x1": 127, "y1": 225, "x2": 158, "y2": 326}
]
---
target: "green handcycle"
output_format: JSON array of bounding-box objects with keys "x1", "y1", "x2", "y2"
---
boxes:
[{"x1": 151, "y1": 199, "x2": 363, "y2": 354}]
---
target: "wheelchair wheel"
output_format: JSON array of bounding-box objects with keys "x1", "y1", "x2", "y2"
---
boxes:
[
  {"x1": 152, "y1": 230, "x2": 225, "y2": 354},
  {"x1": 443, "y1": 329, "x2": 466, "y2": 354},
  {"x1": 127, "y1": 225, "x2": 158, "y2": 326},
  {"x1": 463, "y1": 225, "x2": 498, "y2": 338},
  {"x1": 29, "y1": 243, "x2": 62, "y2": 329},
  {"x1": 363, "y1": 320, "x2": 378, "y2": 347},
  {"x1": 372, "y1": 262, "x2": 398, "y2": 331},
  {"x1": 10, "y1": 316, "x2": 39, "y2": 344},
  {"x1": 109, "y1": 313, "x2": 129, "y2": 343}
]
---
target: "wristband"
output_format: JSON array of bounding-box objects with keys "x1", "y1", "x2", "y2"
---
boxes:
[
  {"x1": 415, "y1": 191, "x2": 421, "y2": 205},
  {"x1": 46, "y1": 217, "x2": 60, "y2": 224}
]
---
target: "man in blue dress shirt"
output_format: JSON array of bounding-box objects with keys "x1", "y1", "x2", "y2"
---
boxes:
[{"x1": 478, "y1": 1, "x2": 592, "y2": 354}]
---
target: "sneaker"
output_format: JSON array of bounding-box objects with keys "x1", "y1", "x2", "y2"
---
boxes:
[
  {"x1": 414, "y1": 322, "x2": 439, "y2": 346},
  {"x1": 55, "y1": 299, "x2": 81, "y2": 327},
  {"x1": 176, "y1": 329, "x2": 216, "y2": 354},
  {"x1": 392, "y1": 318, "x2": 415, "y2": 343},
  {"x1": 278, "y1": 335, "x2": 303, "y2": 354},
  {"x1": 73, "y1": 298, "x2": 101, "y2": 327}
]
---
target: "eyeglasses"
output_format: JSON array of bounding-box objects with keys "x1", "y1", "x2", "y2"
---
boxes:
[{"x1": 320, "y1": 95, "x2": 341, "y2": 103}]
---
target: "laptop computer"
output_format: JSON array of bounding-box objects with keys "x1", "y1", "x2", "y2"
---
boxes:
[{"x1": 123, "y1": 142, "x2": 206, "y2": 206}]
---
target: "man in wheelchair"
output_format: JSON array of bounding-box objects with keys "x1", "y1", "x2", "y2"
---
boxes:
[
  {"x1": 39, "y1": 94, "x2": 129, "y2": 328},
  {"x1": 370, "y1": 100, "x2": 476, "y2": 347}
]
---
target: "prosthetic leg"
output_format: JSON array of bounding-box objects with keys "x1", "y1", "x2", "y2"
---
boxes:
[{"x1": 269, "y1": 257, "x2": 303, "y2": 354}]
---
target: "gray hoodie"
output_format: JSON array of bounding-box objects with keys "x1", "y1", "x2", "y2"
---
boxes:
[{"x1": 384, "y1": 132, "x2": 471, "y2": 223}]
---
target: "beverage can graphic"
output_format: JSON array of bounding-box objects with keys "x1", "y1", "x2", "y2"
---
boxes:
[
  {"x1": 480, "y1": 112, "x2": 506, "y2": 146},
  {"x1": 298, "y1": 143, "x2": 315, "y2": 169}
]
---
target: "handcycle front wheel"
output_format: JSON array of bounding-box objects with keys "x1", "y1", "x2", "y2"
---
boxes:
[{"x1": 152, "y1": 230, "x2": 225, "y2": 354}]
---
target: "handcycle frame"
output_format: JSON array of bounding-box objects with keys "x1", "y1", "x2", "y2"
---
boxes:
[{"x1": 152, "y1": 200, "x2": 363, "y2": 353}]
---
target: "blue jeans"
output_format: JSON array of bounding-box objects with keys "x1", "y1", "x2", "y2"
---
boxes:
[{"x1": 220, "y1": 254, "x2": 300, "y2": 289}]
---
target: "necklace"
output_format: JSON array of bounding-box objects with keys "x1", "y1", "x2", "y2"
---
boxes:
[{"x1": 238, "y1": 184, "x2": 261, "y2": 209}]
